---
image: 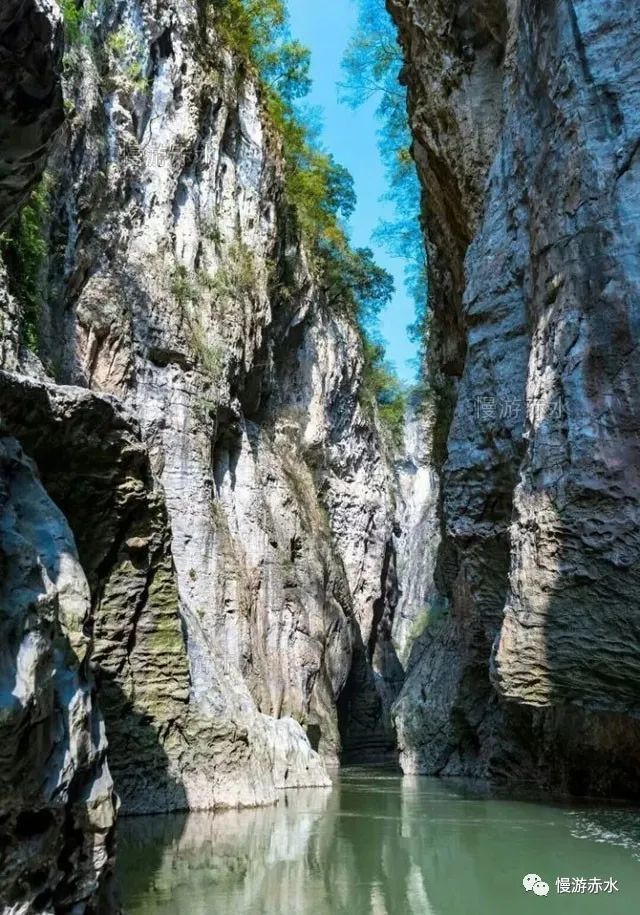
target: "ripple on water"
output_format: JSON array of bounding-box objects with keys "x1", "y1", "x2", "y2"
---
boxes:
[
  {"x1": 567, "y1": 808, "x2": 640, "y2": 861},
  {"x1": 117, "y1": 772, "x2": 640, "y2": 915}
]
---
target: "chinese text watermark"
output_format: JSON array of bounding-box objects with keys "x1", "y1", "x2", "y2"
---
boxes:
[{"x1": 523, "y1": 873, "x2": 620, "y2": 897}]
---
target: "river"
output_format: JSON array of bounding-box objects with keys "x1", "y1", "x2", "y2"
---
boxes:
[{"x1": 118, "y1": 769, "x2": 640, "y2": 913}]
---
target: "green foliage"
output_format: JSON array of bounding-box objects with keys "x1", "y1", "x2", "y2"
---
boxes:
[
  {"x1": 325, "y1": 161, "x2": 357, "y2": 222},
  {"x1": 106, "y1": 24, "x2": 148, "y2": 93},
  {"x1": 342, "y1": 0, "x2": 428, "y2": 357},
  {"x1": 361, "y1": 339, "x2": 406, "y2": 449},
  {"x1": 60, "y1": 0, "x2": 83, "y2": 44},
  {"x1": 211, "y1": 0, "x2": 311, "y2": 103},
  {"x1": 323, "y1": 245, "x2": 393, "y2": 326},
  {"x1": 203, "y1": 221, "x2": 222, "y2": 246},
  {"x1": 197, "y1": 337, "x2": 225, "y2": 381},
  {"x1": 210, "y1": 0, "x2": 349, "y2": 254},
  {"x1": 262, "y1": 40, "x2": 311, "y2": 103},
  {"x1": 185, "y1": 304, "x2": 226, "y2": 385},
  {"x1": 199, "y1": 241, "x2": 259, "y2": 301},
  {"x1": 171, "y1": 265, "x2": 199, "y2": 307},
  {"x1": 170, "y1": 261, "x2": 230, "y2": 385},
  {"x1": 60, "y1": 0, "x2": 96, "y2": 47},
  {"x1": 126, "y1": 61, "x2": 147, "y2": 92},
  {"x1": 106, "y1": 27, "x2": 128, "y2": 57},
  {"x1": 211, "y1": 0, "x2": 286, "y2": 63},
  {"x1": 0, "y1": 176, "x2": 52, "y2": 351},
  {"x1": 210, "y1": 0, "x2": 406, "y2": 444}
]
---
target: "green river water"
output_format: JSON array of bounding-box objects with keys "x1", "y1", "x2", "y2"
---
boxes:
[{"x1": 118, "y1": 769, "x2": 640, "y2": 914}]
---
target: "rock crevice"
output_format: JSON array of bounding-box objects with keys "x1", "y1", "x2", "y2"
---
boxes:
[
  {"x1": 0, "y1": 4, "x2": 425, "y2": 907},
  {"x1": 390, "y1": 0, "x2": 640, "y2": 795}
]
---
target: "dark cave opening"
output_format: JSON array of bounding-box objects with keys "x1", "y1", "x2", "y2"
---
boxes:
[
  {"x1": 336, "y1": 640, "x2": 399, "y2": 766},
  {"x1": 336, "y1": 539, "x2": 405, "y2": 767}
]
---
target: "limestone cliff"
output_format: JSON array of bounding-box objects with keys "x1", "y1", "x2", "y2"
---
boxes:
[
  {"x1": 390, "y1": 0, "x2": 640, "y2": 795},
  {"x1": 0, "y1": 3, "x2": 416, "y2": 907},
  {"x1": 0, "y1": 4, "x2": 118, "y2": 912},
  {"x1": 0, "y1": 436, "x2": 117, "y2": 913}
]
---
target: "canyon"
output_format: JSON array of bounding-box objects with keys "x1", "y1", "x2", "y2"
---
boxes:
[
  {"x1": 389, "y1": 0, "x2": 640, "y2": 796},
  {"x1": 0, "y1": 0, "x2": 638, "y2": 912}
]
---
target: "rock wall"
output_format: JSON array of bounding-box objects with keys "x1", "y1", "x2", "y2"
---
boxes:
[
  {"x1": 0, "y1": 436, "x2": 117, "y2": 913},
  {"x1": 0, "y1": 0, "x2": 64, "y2": 229},
  {"x1": 393, "y1": 405, "x2": 440, "y2": 669},
  {"x1": 0, "y1": 4, "x2": 120, "y2": 911},
  {"x1": 390, "y1": 0, "x2": 640, "y2": 795},
  {"x1": 0, "y1": 12, "x2": 412, "y2": 903}
]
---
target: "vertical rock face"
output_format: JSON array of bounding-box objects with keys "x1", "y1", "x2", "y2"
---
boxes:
[
  {"x1": 0, "y1": 0, "x2": 64, "y2": 369},
  {"x1": 0, "y1": 11, "x2": 412, "y2": 898},
  {"x1": 390, "y1": 0, "x2": 640, "y2": 794},
  {"x1": 0, "y1": 0, "x2": 64, "y2": 228},
  {"x1": 0, "y1": 437, "x2": 116, "y2": 913},
  {"x1": 393, "y1": 406, "x2": 440, "y2": 669},
  {"x1": 0, "y1": 4, "x2": 118, "y2": 911},
  {"x1": 34, "y1": 0, "x2": 400, "y2": 793}
]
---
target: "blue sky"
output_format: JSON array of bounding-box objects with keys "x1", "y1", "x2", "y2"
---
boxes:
[{"x1": 286, "y1": 0, "x2": 418, "y2": 382}]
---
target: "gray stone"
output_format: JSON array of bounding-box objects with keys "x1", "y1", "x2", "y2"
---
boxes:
[
  {"x1": 0, "y1": 0, "x2": 414, "y2": 855},
  {"x1": 0, "y1": 437, "x2": 117, "y2": 913},
  {"x1": 390, "y1": 0, "x2": 640, "y2": 795},
  {"x1": 0, "y1": 0, "x2": 63, "y2": 228}
]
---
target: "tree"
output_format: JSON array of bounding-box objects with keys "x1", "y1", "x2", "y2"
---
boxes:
[
  {"x1": 361, "y1": 338, "x2": 406, "y2": 448},
  {"x1": 325, "y1": 157, "x2": 357, "y2": 222},
  {"x1": 341, "y1": 0, "x2": 427, "y2": 352},
  {"x1": 262, "y1": 40, "x2": 311, "y2": 103},
  {"x1": 322, "y1": 245, "x2": 394, "y2": 326},
  {"x1": 211, "y1": 0, "x2": 407, "y2": 443}
]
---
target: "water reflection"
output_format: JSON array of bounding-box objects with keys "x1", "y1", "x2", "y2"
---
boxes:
[{"x1": 118, "y1": 770, "x2": 640, "y2": 914}]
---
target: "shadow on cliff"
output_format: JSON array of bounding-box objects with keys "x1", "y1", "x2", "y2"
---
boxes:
[
  {"x1": 98, "y1": 678, "x2": 189, "y2": 815},
  {"x1": 104, "y1": 681, "x2": 189, "y2": 909},
  {"x1": 492, "y1": 335, "x2": 640, "y2": 799},
  {"x1": 398, "y1": 0, "x2": 640, "y2": 802},
  {"x1": 0, "y1": 372, "x2": 191, "y2": 804},
  {"x1": 486, "y1": 0, "x2": 640, "y2": 800},
  {"x1": 337, "y1": 540, "x2": 405, "y2": 768}
]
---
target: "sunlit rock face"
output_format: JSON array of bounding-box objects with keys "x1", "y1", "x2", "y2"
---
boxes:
[
  {"x1": 390, "y1": 0, "x2": 640, "y2": 794},
  {"x1": 35, "y1": 0, "x2": 400, "y2": 792},
  {"x1": 393, "y1": 405, "x2": 440, "y2": 669},
  {"x1": 0, "y1": 437, "x2": 117, "y2": 913},
  {"x1": 0, "y1": 1, "x2": 411, "y2": 872}
]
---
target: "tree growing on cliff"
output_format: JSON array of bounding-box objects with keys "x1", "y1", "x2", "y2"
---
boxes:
[
  {"x1": 211, "y1": 0, "x2": 405, "y2": 446},
  {"x1": 0, "y1": 175, "x2": 52, "y2": 351},
  {"x1": 341, "y1": 0, "x2": 428, "y2": 356}
]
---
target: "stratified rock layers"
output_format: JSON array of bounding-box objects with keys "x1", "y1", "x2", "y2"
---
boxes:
[
  {"x1": 0, "y1": 436, "x2": 117, "y2": 912},
  {"x1": 390, "y1": 0, "x2": 640, "y2": 794},
  {"x1": 0, "y1": 4, "x2": 119, "y2": 912},
  {"x1": 0, "y1": 13, "x2": 409, "y2": 908}
]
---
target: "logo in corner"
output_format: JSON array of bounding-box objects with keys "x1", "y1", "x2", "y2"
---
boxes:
[{"x1": 523, "y1": 874, "x2": 550, "y2": 897}]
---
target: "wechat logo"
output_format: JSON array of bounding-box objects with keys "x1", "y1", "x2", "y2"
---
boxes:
[{"x1": 523, "y1": 874, "x2": 550, "y2": 897}]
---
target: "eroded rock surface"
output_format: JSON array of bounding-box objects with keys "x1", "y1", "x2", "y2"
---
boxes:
[
  {"x1": 0, "y1": 437, "x2": 116, "y2": 913},
  {"x1": 0, "y1": 4, "x2": 119, "y2": 911},
  {"x1": 393, "y1": 405, "x2": 440, "y2": 668},
  {"x1": 0, "y1": 0, "x2": 63, "y2": 228},
  {"x1": 390, "y1": 0, "x2": 640, "y2": 794},
  {"x1": 0, "y1": 3, "x2": 410, "y2": 877}
]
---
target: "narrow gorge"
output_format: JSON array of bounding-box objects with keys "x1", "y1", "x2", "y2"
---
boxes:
[{"x1": 0, "y1": 0, "x2": 638, "y2": 912}]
